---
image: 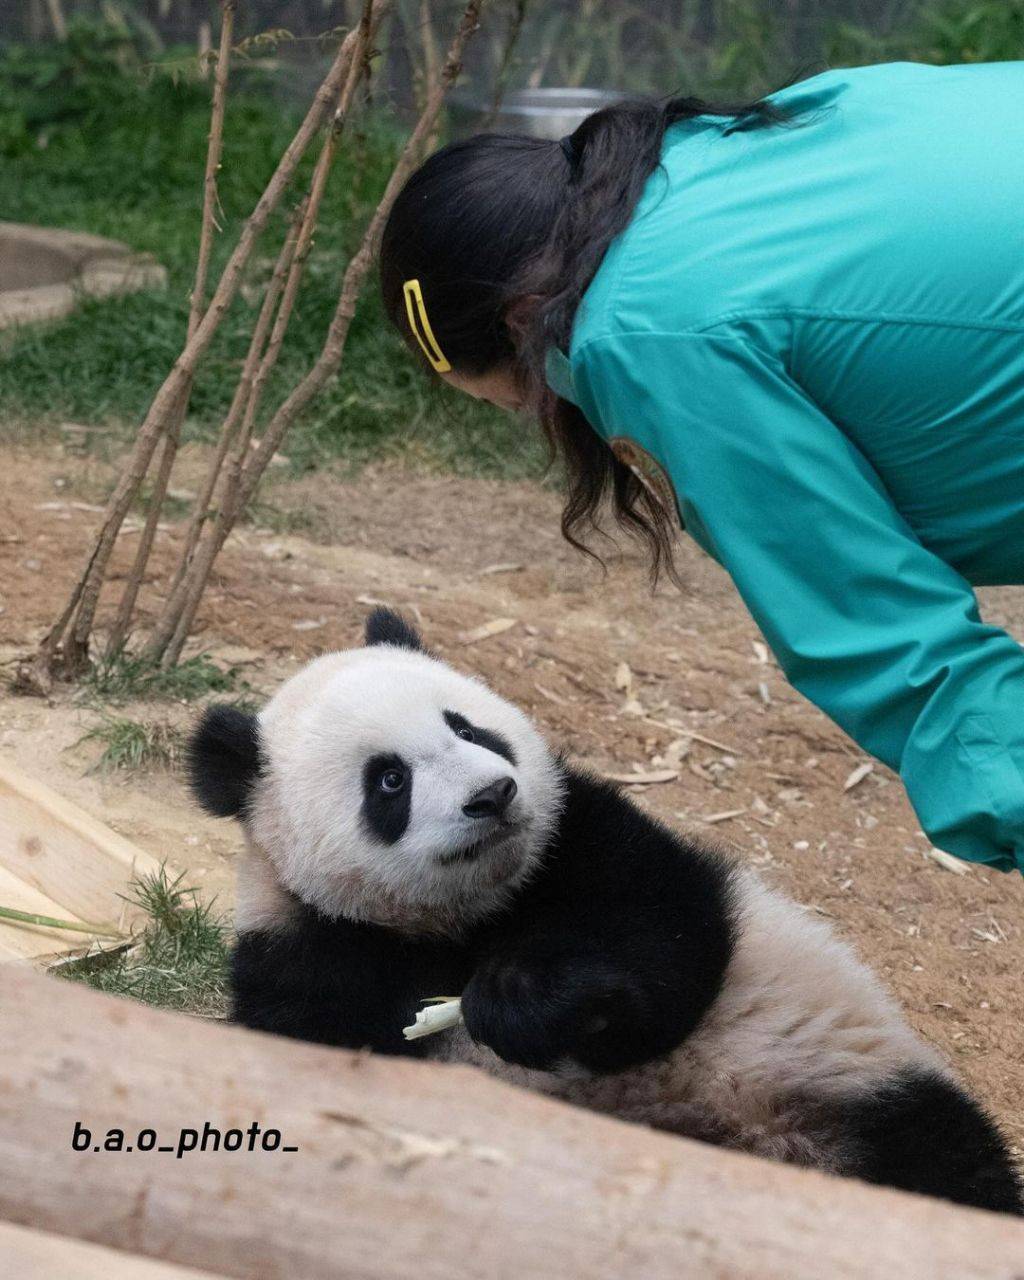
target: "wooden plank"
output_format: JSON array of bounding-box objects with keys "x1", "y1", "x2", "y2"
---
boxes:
[
  {"x1": 0, "y1": 759, "x2": 164, "y2": 959},
  {"x1": 1, "y1": 965, "x2": 1023, "y2": 1280},
  {"x1": 0, "y1": 1220, "x2": 232, "y2": 1279}
]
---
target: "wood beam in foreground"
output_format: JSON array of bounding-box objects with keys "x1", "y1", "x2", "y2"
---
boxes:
[{"x1": 1, "y1": 966, "x2": 1022, "y2": 1280}]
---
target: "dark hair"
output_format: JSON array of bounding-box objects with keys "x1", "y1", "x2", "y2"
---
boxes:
[{"x1": 379, "y1": 93, "x2": 785, "y2": 580}]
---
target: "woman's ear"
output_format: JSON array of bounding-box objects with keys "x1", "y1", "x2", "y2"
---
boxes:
[
  {"x1": 188, "y1": 705, "x2": 261, "y2": 818},
  {"x1": 504, "y1": 293, "x2": 543, "y2": 345}
]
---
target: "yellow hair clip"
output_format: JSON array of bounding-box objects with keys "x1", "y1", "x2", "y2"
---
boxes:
[{"x1": 402, "y1": 278, "x2": 451, "y2": 373}]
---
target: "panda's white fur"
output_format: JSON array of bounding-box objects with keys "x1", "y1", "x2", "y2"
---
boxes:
[
  {"x1": 248, "y1": 644, "x2": 564, "y2": 934},
  {"x1": 190, "y1": 611, "x2": 1021, "y2": 1212}
]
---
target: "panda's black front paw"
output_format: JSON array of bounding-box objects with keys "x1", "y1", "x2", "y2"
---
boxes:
[{"x1": 461, "y1": 951, "x2": 654, "y2": 1073}]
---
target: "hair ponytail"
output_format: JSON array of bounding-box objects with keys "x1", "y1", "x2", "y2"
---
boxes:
[{"x1": 380, "y1": 92, "x2": 784, "y2": 580}]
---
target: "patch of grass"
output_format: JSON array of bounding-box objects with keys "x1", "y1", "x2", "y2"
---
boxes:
[
  {"x1": 0, "y1": 29, "x2": 543, "y2": 481},
  {"x1": 60, "y1": 867, "x2": 229, "y2": 1017},
  {"x1": 80, "y1": 716, "x2": 185, "y2": 773},
  {"x1": 82, "y1": 651, "x2": 239, "y2": 704}
]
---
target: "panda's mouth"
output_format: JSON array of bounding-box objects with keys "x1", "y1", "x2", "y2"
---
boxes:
[{"x1": 437, "y1": 820, "x2": 523, "y2": 866}]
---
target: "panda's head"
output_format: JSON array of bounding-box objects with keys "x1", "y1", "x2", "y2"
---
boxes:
[{"x1": 189, "y1": 609, "x2": 563, "y2": 933}]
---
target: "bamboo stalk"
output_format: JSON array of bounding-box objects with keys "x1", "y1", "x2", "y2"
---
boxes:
[
  {"x1": 43, "y1": 0, "x2": 67, "y2": 40},
  {"x1": 230, "y1": 0, "x2": 378, "y2": 462},
  {"x1": 153, "y1": 196, "x2": 309, "y2": 625},
  {"x1": 145, "y1": 0, "x2": 386, "y2": 665},
  {"x1": 158, "y1": 0, "x2": 484, "y2": 667},
  {"x1": 36, "y1": 11, "x2": 379, "y2": 680},
  {"x1": 0, "y1": 905, "x2": 123, "y2": 940},
  {"x1": 487, "y1": 0, "x2": 528, "y2": 120},
  {"x1": 105, "y1": 0, "x2": 238, "y2": 660}
]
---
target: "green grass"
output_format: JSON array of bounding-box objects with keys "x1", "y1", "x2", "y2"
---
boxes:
[
  {"x1": 0, "y1": 31, "x2": 544, "y2": 481},
  {"x1": 81, "y1": 651, "x2": 239, "y2": 703},
  {"x1": 60, "y1": 867, "x2": 229, "y2": 1017},
  {"x1": 79, "y1": 716, "x2": 186, "y2": 772}
]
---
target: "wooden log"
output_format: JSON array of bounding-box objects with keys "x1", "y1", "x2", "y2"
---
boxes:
[
  {"x1": 1, "y1": 965, "x2": 1022, "y2": 1280},
  {"x1": 0, "y1": 1219, "x2": 231, "y2": 1279}
]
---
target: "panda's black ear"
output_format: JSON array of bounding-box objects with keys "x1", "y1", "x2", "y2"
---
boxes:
[
  {"x1": 188, "y1": 705, "x2": 261, "y2": 819},
  {"x1": 364, "y1": 607, "x2": 423, "y2": 652}
]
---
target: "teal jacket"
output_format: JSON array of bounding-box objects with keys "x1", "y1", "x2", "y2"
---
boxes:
[{"x1": 546, "y1": 61, "x2": 1024, "y2": 874}]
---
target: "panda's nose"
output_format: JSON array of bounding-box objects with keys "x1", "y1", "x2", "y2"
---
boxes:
[{"x1": 463, "y1": 777, "x2": 517, "y2": 819}]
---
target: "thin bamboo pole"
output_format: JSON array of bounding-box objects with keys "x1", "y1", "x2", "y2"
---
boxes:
[
  {"x1": 0, "y1": 905, "x2": 123, "y2": 940},
  {"x1": 144, "y1": 0, "x2": 387, "y2": 664},
  {"x1": 157, "y1": 196, "x2": 309, "y2": 615},
  {"x1": 156, "y1": 0, "x2": 483, "y2": 667},
  {"x1": 34, "y1": 9, "x2": 381, "y2": 681},
  {"x1": 43, "y1": 0, "x2": 67, "y2": 40},
  {"x1": 105, "y1": 0, "x2": 238, "y2": 659}
]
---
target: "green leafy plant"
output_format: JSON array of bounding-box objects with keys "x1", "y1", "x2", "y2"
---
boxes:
[
  {"x1": 60, "y1": 867, "x2": 229, "y2": 1017},
  {"x1": 919, "y1": 0, "x2": 1024, "y2": 62},
  {"x1": 0, "y1": 18, "x2": 199, "y2": 157},
  {"x1": 79, "y1": 716, "x2": 186, "y2": 772},
  {"x1": 81, "y1": 652, "x2": 239, "y2": 704}
]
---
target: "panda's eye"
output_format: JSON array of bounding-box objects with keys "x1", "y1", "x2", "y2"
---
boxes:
[
  {"x1": 380, "y1": 768, "x2": 405, "y2": 794},
  {"x1": 456, "y1": 725, "x2": 475, "y2": 743}
]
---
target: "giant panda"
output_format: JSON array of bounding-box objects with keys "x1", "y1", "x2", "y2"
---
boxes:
[{"x1": 189, "y1": 608, "x2": 1022, "y2": 1215}]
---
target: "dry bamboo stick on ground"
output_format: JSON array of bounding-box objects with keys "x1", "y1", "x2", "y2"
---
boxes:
[
  {"x1": 105, "y1": 0, "x2": 238, "y2": 659},
  {"x1": 35, "y1": 10, "x2": 379, "y2": 680},
  {"x1": 2, "y1": 965, "x2": 1023, "y2": 1280},
  {"x1": 0, "y1": 905, "x2": 123, "y2": 939},
  {"x1": 155, "y1": 0, "x2": 483, "y2": 666}
]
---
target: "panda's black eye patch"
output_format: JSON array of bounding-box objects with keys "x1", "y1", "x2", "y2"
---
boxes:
[
  {"x1": 443, "y1": 710, "x2": 517, "y2": 766},
  {"x1": 362, "y1": 753, "x2": 412, "y2": 845}
]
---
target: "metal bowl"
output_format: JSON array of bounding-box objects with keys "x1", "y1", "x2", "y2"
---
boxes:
[{"x1": 448, "y1": 87, "x2": 625, "y2": 140}]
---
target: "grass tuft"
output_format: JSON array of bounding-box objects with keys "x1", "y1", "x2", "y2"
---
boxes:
[
  {"x1": 80, "y1": 716, "x2": 185, "y2": 773},
  {"x1": 82, "y1": 651, "x2": 239, "y2": 704},
  {"x1": 60, "y1": 867, "x2": 229, "y2": 1017}
]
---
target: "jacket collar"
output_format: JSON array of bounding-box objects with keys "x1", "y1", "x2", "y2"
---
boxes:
[{"x1": 544, "y1": 346, "x2": 579, "y2": 407}]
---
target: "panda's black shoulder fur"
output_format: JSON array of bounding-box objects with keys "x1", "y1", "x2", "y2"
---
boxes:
[
  {"x1": 231, "y1": 759, "x2": 738, "y2": 1071},
  {"x1": 231, "y1": 899, "x2": 476, "y2": 1056},
  {"x1": 463, "y1": 762, "x2": 739, "y2": 1072}
]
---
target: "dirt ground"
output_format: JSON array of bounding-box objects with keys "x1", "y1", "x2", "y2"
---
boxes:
[{"x1": 1, "y1": 439, "x2": 1021, "y2": 1155}]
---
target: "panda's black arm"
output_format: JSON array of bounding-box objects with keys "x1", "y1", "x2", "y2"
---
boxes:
[
  {"x1": 461, "y1": 766, "x2": 737, "y2": 1073},
  {"x1": 231, "y1": 911, "x2": 473, "y2": 1056}
]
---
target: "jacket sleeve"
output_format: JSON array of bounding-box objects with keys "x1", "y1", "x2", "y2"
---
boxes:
[{"x1": 573, "y1": 330, "x2": 1024, "y2": 873}]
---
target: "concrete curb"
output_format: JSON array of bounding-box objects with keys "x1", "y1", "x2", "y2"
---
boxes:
[{"x1": 0, "y1": 222, "x2": 167, "y2": 329}]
